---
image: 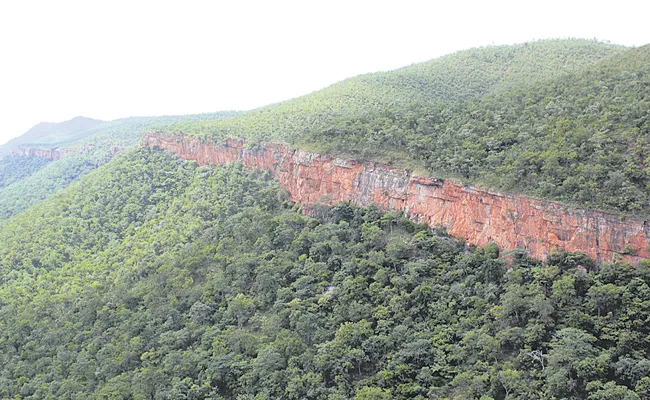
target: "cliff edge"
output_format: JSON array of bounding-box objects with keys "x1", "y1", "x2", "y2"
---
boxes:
[{"x1": 142, "y1": 132, "x2": 650, "y2": 264}]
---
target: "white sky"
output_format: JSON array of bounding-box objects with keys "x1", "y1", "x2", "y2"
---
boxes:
[{"x1": 1, "y1": 0, "x2": 649, "y2": 145}]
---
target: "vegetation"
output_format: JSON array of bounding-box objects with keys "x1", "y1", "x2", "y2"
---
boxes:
[
  {"x1": 0, "y1": 116, "x2": 104, "y2": 157},
  {"x1": 0, "y1": 151, "x2": 104, "y2": 221},
  {"x1": 0, "y1": 155, "x2": 51, "y2": 189},
  {"x1": 0, "y1": 112, "x2": 239, "y2": 223},
  {"x1": 1, "y1": 39, "x2": 649, "y2": 399},
  {"x1": 160, "y1": 40, "x2": 650, "y2": 215},
  {"x1": 1, "y1": 149, "x2": 649, "y2": 399},
  {"x1": 162, "y1": 40, "x2": 625, "y2": 143}
]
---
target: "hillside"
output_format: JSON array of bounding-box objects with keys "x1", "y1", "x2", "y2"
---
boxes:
[
  {"x1": 0, "y1": 148, "x2": 649, "y2": 399},
  {"x1": 162, "y1": 39, "x2": 625, "y2": 141},
  {"x1": 0, "y1": 116, "x2": 104, "y2": 157},
  {"x1": 142, "y1": 133, "x2": 650, "y2": 264},
  {"x1": 0, "y1": 155, "x2": 51, "y2": 189},
  {"x1": 1, "y1": 39, "x2": 650, "y2": 399},
  {"x1": 0, "y1": 112, "x2": 238, "y2": 222},
  {"x1": 157, "y1": 40, "x2": 650, "y2": 216}
]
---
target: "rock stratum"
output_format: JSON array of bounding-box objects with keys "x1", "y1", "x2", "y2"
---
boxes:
[
  {"x1": 9, "y1": 145, "x2": 124, "y2": 161},
  {"x1": 142, "y1": 132, "x2": 650, "y2": 264},
  {"x1": 10, "y1": 147, "x2": 80, "y2": 160}
]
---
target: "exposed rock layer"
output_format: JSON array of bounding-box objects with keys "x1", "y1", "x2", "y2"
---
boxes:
[
  {"x1": 10, "y1": 145, "x2": 124, "y2": 161},
  {"x1": 142, "y1": 133, "x2": 650, "y2": 264},
  {"x1": 10, "y1": 147, "x2": 80, "y2": 160}
]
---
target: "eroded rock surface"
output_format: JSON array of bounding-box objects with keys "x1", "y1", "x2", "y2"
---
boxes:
[
  {"x1": 142, "y1": 132, "x2": 650, "y2": 264},
  {"x1": 10, "y1": 147, "x2": 79, "y2": 160},
  {"x1": 10, "y1": 145, "x2": 123, "y2": 162}
]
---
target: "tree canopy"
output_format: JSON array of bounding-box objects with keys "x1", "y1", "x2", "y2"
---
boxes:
[
  {"x1": 1, "y1": 149, "x2": 649, "y2": 399},
  {"x1": 0, "y1": 112, "x2": 239, "y2": 223},
  {"x1": 159, "y1": 40, "x2": 650, "y2": 216}
]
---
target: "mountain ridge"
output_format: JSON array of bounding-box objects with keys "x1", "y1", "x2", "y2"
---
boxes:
[
  {"x1": 2, "y1": 38, "x2": 650, "y2": 399},
  {"x1": 0, "y1": 116, "x2": 104, "y2": 157},
  {"x1": 156, "y1": 40, "x2": 650, "y2": 216},
  {"x1": 0, "y1": 112, "x2": 240, "y2": 222}
]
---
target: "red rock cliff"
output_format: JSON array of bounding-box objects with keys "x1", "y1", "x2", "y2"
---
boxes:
[
  {"x1": 142, "y1": 132, "x2": 650, "y2": 264},
  {"x1": 10, "y1": 147, "x2": 79, "y2": 160},
  {"x1": 10, "y1": 145, "x2": 123, "y2": 161}
]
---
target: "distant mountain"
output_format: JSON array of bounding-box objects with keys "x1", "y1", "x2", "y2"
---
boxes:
[
  {"x1": 0, "y1": 112, "x2": 240, "y2": 222},
  {"x1": 0, "y1": 116, "x2": 104, "y2": 157}
]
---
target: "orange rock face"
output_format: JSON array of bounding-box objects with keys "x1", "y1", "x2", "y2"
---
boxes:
[
  {"x1": 10, "y1": 147, "x2": 79, "y2": 160},
  {"x1": 142, "y1": 132, "x2": 650, "y2": 264},
  {"x1": 10, "y1": 145, "x2": 123, "y2": 162}
]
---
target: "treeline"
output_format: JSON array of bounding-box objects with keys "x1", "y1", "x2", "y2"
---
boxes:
[
  {"x1": 0, "y1": 149, "x2": 649, "y2": 399},
  {"x1": 159, "y1": 40, "x2": 650, "y2": 215}
]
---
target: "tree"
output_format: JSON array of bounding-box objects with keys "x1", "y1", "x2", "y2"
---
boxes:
[{"x1": 545, "y1": 328, "x2": 604, "y2": 398}]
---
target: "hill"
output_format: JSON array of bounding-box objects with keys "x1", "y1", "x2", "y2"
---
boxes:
[
  {"x1": 1, "y1": 39, "x2": 650, "y2": 399},
  {"x1": 0, "y1": 112, "x2": 239, "y2": 223},
  {"x1": 0, "y1": 148, "x2": 649, "y2": 399},
  {"x1": 161, "y1": 39, "x2": 626, "y2": 142},
  {"x1": 157, "y1": 39, "x2": 650, "y2": 216},
  {"x1": 0, "y1": 155, "x2": 51, "y2": 190},
  {"x1": 0, "y1": 116, "x2": 104, "y2": 157}
]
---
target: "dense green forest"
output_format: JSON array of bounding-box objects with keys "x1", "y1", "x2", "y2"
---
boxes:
[
  {"x1": 1, "y1": 39, "x2": 649, "y2": 399},
  {"x1": 160, "y1": 40, "x2": 650, "y2": 215},
  {"x1": 0, "y1": 112, "x2": 238, "y2": 223},
  {"x1": 0, "y1": 155, "x2": 51, "y2": 189},
  {"x1": 1, "y1": 148, "x2": 649, "y2": 399},
  {"x1": 163, "y1": 40, "x2": 625, "y2": 143}
]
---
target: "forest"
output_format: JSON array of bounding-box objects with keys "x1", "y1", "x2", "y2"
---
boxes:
[
  {"x1": 0, "y1": 112, "x2": 238, "y2": 223},
  {"x1": 0, "y1": 155, "x2": 51, "y2": 190},
  {"x1": 1, "y1": 39, "x2": 650, "y2": 399},
  {"x1": 161, "y1": 40, "x2": 650, "y2": 216},
  {"x1": 1, "y1": 149, "x2": 649, "y2": 399}
]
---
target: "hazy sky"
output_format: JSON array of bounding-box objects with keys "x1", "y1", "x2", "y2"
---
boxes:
[{"x1": 1, "y1": 0, "x2": 649, "y2": 145}]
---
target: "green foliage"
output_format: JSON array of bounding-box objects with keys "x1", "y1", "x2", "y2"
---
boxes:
[
  {"x1": 0, "y1": 149, "x2": 649, "y2": 399},
  {"x1": 0, "y1": 155, "x2": 51, "y2": 189},
  {"x1": 160, "y1": 40, "x2": 650, "y2": 215},
  {"x1": 0, "y1": 112, "x2": 239, "y2": 223},
  {"x1": 162, "y1": 39, "x2": 624, "y2": 144},
  {"x1": 0, "y1": 151, "x2": 103, "y2": 221},
  {"x1": 0, "y1": 116, "x2": 103, "y2": 157}
]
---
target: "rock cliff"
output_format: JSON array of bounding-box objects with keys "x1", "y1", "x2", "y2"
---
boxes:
[
  {"x1": 142, "y1": 132, "x2": 650, "y2": 264},
  {"x1": 9, "y1": 145, "x2": 123, "y2": 161},
  {"x1": 10, "y1": 147, "x2": 79, "y2": 160}
]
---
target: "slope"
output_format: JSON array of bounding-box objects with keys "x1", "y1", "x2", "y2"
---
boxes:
[
  {"x1": 0, "y1": 155, "x2": 52, "y2": 189},
  {"x1": 160, "y1": 39, "x2": 625, "y2": 142},
  {"x1": 0, "y1": 112, "x2": 238, "y2": 222},
  {"x1": 0, "y1": 116, "x2": 104, "y2": 157},
  {"x1": 156, "y1": 40, "x2": 650, "y2": 216},
  {"x1": 0, "y1": 148, "x2": 649, "y2": 399}
]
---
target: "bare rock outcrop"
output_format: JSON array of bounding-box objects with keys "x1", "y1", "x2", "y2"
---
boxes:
[{"x1": 142, "y1": 133, "x2": 650, "y2": 264}]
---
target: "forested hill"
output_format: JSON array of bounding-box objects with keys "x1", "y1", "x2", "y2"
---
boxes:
[
  {"x1": 162, "y1": 39, "x2": 626, "y2": 142},
  {"x1": 2, "y1": 39, "x2": 650, "y2": 399},
  {"x1": 158, "y1": 39, "x2": 650, "y2": 216},
  {"x1": 1, "y1": 148, "x2": 650, "y2": 399},
  {"x1": 0, "y1": 116, "x2": 104, "y2": 157},
  {"x1": 0, "y1": 112, "x2": 239, "y2": 223}
]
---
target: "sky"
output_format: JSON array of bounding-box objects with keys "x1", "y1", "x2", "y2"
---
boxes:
[{"x1": 1, "y1": 0, "x2": 649, "y2": 145}]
